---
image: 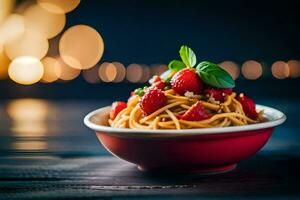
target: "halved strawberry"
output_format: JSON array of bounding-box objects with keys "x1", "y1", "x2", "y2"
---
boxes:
[
  {"x1": 110, "y1": 101, "x2": 127, "y2": 120},
  {"x1": 237, "y1": 93, "x2": 258, "y2": 119},
  {"x1": 204, "y1": 88, "x2": 233, "y2": 102},
  {"x1": 180, "y1": 101, "x2": 210, "y2": 121},
  {"x1": 170, "y1": 68, "x2": 204, "y2": 95},
  {"x1": 140, "y1": 88, "x2": 167, "y2": 115}
]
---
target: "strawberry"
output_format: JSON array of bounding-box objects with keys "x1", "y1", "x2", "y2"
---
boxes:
[
  {"x1": 149, "y1": 75, "x2": 165, "y2": 90},
  {"x1": 204, "y1": 88, "x2": 232, "y2": 102},
  {"x1": 170, "y1": 68, "x2": 204, "y2": 95},
  {"x1": 110, "y1": 101, "x2": 127, "y2": 120},
  {"x1": 237, "y1": 93, "x2": 258, "y2": 119},
  {"x1": 140, "y1": 88, "x2": 167, "y2": 115},
  {"x1": 180, "y1": 101, "x2": 210, "y2": 121}
]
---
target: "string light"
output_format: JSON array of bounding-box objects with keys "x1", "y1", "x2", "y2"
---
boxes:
[
  {"x1": 241, "y1": 60, "x2": 263, "y2": 80},
  {"x1": 59, "y1": 25, "x2": 104, "y2": 70},
  {"x1": 0, "y1": 51, "x2": 10, "y2": 79},
  {"x1": 98, "y1": 62, "x2": 117, "y2": 82},
  {"x1": 140, "y1": 65, "x2": 151, "y2": 83},
  {"x1": 8, "y1": 56, "x2": 44, "y2": 85}
]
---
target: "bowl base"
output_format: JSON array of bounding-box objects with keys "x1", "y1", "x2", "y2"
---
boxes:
[{"x1": 137, "y1": 163, "x2": 237, "y2": 175}]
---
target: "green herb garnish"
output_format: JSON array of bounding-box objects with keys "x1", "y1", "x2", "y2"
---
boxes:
[
  {"x1": 134, "y1": 88, "x2": 145, "y2": 96},
  {"x1": 179, "y1": 45, "x2": 197, "y2": 67},
  {"x1": 168, "y1": 60, "x2": 185, "y2": 72},
  {"x1": 196, "y1": 61, "x2": 235, "y2": 88}
]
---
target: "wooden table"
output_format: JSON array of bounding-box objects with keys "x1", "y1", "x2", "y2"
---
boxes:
[{"x1": 0, "y1": 99, "x2": 299, "y2": 199}]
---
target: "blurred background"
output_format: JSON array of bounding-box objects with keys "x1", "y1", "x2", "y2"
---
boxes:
[{"x1": 0, "y1": 0, "x2": 299, "y2": 157}]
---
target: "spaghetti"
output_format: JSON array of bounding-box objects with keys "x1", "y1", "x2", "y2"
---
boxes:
[{"x1": 109, "y1": 89, "x2": 264, "y2": 130}]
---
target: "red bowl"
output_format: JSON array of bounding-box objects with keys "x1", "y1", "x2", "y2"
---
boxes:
[{"x1": 84, "y1": 105, "x2": 286, "y2": 174}]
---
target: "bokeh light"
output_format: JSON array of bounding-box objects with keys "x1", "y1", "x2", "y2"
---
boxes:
[
  {"x1": 15, "y1": 0, "x2": 35, "y2": 14},
  {"x1": 5, "y1": 29, "x2": 49, "y2": 60},
  {"x1": 219, "y1": 61, "x2": 240, "y2": 80},
  {"x1": 0, "y1": 51, "x2": 10, "y2": 80},
  {"x1": 0, "y1": 0, "x2": 15, "y2": 24},
  {"x1": 0, "y1": 14, "x2": 25, "y2": 44},
  {"x1": 98, "y1": 62, "x2": 117, "y2": 82},
  {"x1": 112, "y1": 62, "x2": 126, "y2": 83},
  {"x1": 271, "y1": 61, "x2": 289, "y2": 79},
  {"x1": 37, "y1": 0, "x2": 81, "y2": 14},
  {"x1": 59, "y1": 25, "x2": 104, "y2": 69},
  {"x1": 82, "y1": 66, "x2": 100, "y2": 84},
  {"x1": 55, "y1": 57, "x2": 81, "y2": 81},
  {"x1": 41, "y1": 56, "x2": 61, "y2": 83},
  {"x1": 287, "y1": 60, "x2": 300, "y2": 78},
  {"x1": 126, "y1": 63, "x2": 143, "y2": 83},
  {"x1": 241, "y1": 60, "x2": 263, "y2": 80},
  {"x1": 24, "y1": 4, "x2": 66, "y2": 39},
  {"x1": 8, "y1": 56, "x2": 44, "y2": 85},
  {"x1": 150, "y1": 64, "x2": 168, "y2": 76},
  {"x1": 140, "y1": 65, "x2": 151, "y2": 83}
]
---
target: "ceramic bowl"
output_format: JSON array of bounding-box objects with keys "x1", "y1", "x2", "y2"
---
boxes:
[{"x1": 84, "y1": 105, "x2": 286, "y2": 174}]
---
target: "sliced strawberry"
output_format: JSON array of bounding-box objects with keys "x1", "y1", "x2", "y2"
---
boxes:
[
  {"x1": 110, "y1": 101, "x2": 127, "y2": 120},
  {"x1": 140, "y1": 88, "x2": 167, "y2": 115},
  {"x1": 170, "y1": 68, "x2": 204, "y2": 95},
  {"x1": 204, "y1": 88, "x2": 233, "y2": 102},
  {"x1": 180, "y1": 101, "x2": 210, "y2": 121},
  {"x1": 237, "y1": 93, "x2": 258, "y2": 119}
]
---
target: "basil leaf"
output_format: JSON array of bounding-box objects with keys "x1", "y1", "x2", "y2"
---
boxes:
[
  {"x1": 168, "y1": 60, "x2": 185, "y2": 72},
  {"x1": 134, "y1": 88, "x2": 145, "y2": 96},
  {"x1": 196, "y1": 61, "x2": 235, "y2": 88},
  {"x1": 179, "y1": 45, "x2": 197, "y2": 67}
]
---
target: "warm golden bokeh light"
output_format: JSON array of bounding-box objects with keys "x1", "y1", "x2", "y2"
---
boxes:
[
  {"x1": 287, "y1": 60, "x2": 300, "y2": 78},
  {"x1": 24, "y1": 4, "x2": 66, "y2": 39},
  {"x1": 219, "y1": 61, "x2": 240, "y2": 80},
  {"x1": 150, "y1": 64, "x2": 168, "y2": 76},
  {"x1": 98, "y1": 62, "x2": 117, "y2": 82},
  {"x1": 241, "y1": 60, "x2": 263, "y2": 80},
  {"x1": 59, "y1": 25, "x2": 104, "y2": 69},
  {"x1": 55, "y1": 57, "x2": 81, "y2": 81},
  {"x1": 82, "y1": 66, "x2": 100, "y2": 84},
  {"x1": 8, "y1": 56, "x2": 44, "y2": 85},
  {"x1": 0, "y1": 14, "x2": 25, "y2": 44},
  {"x1": 37, "y1": 0, "x2": 81, "y2": 14},
  {"x1": 140, "y1": 65, "x2": 151, "y2": 83},
  {"x1": 271, "y1": 61, "x2": 289, "y2": 79},
  {"x1": 126, "y1": 63, "x2": 143, "y2": 83},
  {"x1": 112, "y1": 62, "x2": 126, "y2": 83},
  {"x1": 7, "y1": 99, "x2": 49, "y2": 122},
  {"x1": 0, "y1": 51, "x2": 10, "y2": 79},
  {"x1": 5, "y1": 29, "x2": 49, "y2": 60},
  {"x1": 15, "y1": 0, "x2": 35, "y2": 14},
  {"x1": 41, "y1": 56, "x2": 61, "y2": 83},
  {"x1": 0, "y1": 0, "x2": 15, "y2": 24}
]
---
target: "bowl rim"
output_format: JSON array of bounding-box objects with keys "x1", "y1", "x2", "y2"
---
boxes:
[{"x1": 84, "y1": 104, "x2": 286, "y2": 136}]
